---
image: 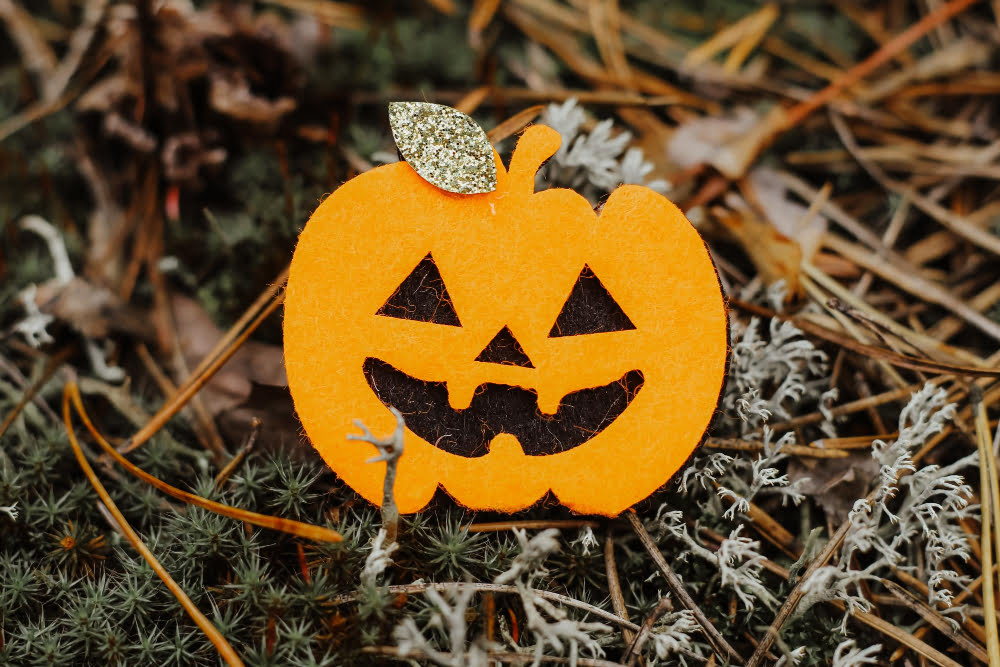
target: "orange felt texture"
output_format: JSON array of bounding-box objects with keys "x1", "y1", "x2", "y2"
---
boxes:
[{"x1": 283, "y1": 124, "x2": 728, "y2": 516}]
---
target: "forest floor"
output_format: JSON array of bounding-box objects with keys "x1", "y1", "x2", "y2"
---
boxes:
[{"x1": 3, "y1": 1, "x2": 1000, "y2": 665}]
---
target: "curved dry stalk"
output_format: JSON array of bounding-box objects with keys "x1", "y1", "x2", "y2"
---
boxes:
[
  {"x1": 62, "y1": 385, "x2": 244, "y2": 667},
  {"x1": 65, "y1": 382, "x2": 341, "y2": 543}
]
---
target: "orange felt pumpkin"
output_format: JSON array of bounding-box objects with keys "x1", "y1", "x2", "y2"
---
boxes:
[{"x1": 283, "y1": 123, "x2": 728, "y2": 516}]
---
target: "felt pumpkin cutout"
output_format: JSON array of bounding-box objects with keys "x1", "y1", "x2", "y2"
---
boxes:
[{"x1": 284, "y1": 116, "x2": 728, "y2": 516}]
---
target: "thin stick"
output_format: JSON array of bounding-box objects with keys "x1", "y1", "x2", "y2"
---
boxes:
[
  {"x1": 66, "y1": 383, "x2": 341, "y2": 543},
  {"x1": 62, "y1": 385, "x2": 244, "y2": 667},
  {"x1": 604, "y1": 530, "x2": 637, "y2": 649},
  {"x1": 707, "y1": 437, "x2": 848, "y2": 459},
  {"x1": 744, "y1": 507, "x2": 856, "y2": 666},
  {"x1": 0, "y1": 345, "x2": 73, "y2": 439},
  {"x1": 468, "y1": 520, "x2": 601, "y2": 533},
  {"x1": 348, "y1": 408, "x2": 404, "y2": 544},
  {"x1": 881, "y1": 579, "x2": 988, "y2": 663},
  {"x1": 623, "y1": 597, "x2": 671, "y2": 666},
  {"x1": 214, "y1": 418, "x2": 261, "y2": 490},
  {"x1": 625, "y1": 512, "x2": 744, "y2": 664}
]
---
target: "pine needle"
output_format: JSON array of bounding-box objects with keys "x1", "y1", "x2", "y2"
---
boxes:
[
  {"x1": 65, "y1": 381, "x2": 342, "y2": 544},
  {"x1": 62, "y1": 383, "x2": 244, "y2": 667},
  {"x1": 973, "y1": 387, "x2": 1000, "y2": 667}
]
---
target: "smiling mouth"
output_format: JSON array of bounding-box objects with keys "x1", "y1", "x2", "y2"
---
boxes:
[{"x1": 362, "y1": 357, "x2": 644, "y2": 458}]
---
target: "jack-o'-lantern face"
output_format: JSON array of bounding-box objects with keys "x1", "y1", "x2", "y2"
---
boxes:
[{"x1": 284, "y1": 124, "x2": 728, "y2": 516}]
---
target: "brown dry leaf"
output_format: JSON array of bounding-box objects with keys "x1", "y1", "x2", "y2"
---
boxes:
[
  {"x1": 217, "y1": 383, "x2": 305, "y2": 456},
  {"x1": 787, "y1": 452, "x2": 879, "y2": 523},
  {"x1": 667, "y1": 105, "x2": 788, "y2": 178},
  {"x1": 208, "y1": 70, "x2": 297, "y2": 127},
  {"x1": 33, "y1": 277, "x2": 155, "y2": 340},
  {"x1": 712, "y1": 206, "x2": 803, "y2": 297},
  {"x1": 743, "y1": 166, "x2": 828, "y2": 262},
  {"x1": 171, "y1": 294, "x2": 286, "y2": 417}
]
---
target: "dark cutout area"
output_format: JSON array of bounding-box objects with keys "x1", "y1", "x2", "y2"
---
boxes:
[
  {"x1": 363, "y1": 357, "x2": 644, "y2": 457},
  {"x1": 474, "y1": 326, "x2": 535, "y2": 368},
  {"x1": 375, "y1": 252, "x2": 461, "y2": 326},
  {"x1": 549, "y1": 265, "x2": 636, "y2": 337}
]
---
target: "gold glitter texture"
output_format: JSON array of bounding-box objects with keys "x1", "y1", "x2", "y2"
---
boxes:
[{"x1": 388, "y1": 102, "x2": 497, "y2": 194}]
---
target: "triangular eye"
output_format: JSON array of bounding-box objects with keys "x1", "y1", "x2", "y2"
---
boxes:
[
  {"x1": 549, "y1": 265, "x2": 636, "y2": 337},
  {"x1": 376, "y1": 253, "x2": 461, "y2": 326}
]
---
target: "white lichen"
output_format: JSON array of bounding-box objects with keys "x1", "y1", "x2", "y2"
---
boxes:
[
  {"x1": 646, "y1": 610, "x2": 699, "y2": 665},
  {"x1": 831, "y1": 639, "x2": 881, "y2": 666},
  {"x1": 495, "y1": 528, "x2": 611, "y2": 666},
  {"x1": 538, "y1": 98, "x2": 668, "y2": 200},
  {"x1": 0, "y1": 503, "x2": 17, "y2": 521},
  {"x1": 14, "y1": 284, "x2": 55, "y2": 348},
  {"x1": 16, "y1": 215, "x2": 125, "y2": 381},
  {"x1": 360, "y1": 528, "x2": 398, "y2": 588},
  {"x1": 798, "y1": 383, "x2": 974, "y2": 628},
  {"x1": 393, "y1": 584, "x2": 494, "y2": 667},
  {"x1": 651, "y1": 510, "x2": 777, "y2": 610},
  {"x1": 570, "y1": 525, "x2": 599, "y2": 556},
  {"x1": 726, "y1": 317, "x2": 829, "y2": 429}
]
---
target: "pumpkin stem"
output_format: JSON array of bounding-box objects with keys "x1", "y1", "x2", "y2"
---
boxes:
[{"x1": 507, "y1": 124, "x2": 562, "y2": 196}]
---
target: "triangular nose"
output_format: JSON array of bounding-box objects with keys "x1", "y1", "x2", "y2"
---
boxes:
[{"x1": 475, "y1": 326, "x2": 534, "y2": 368}]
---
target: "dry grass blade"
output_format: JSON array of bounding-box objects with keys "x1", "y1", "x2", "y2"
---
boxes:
[
  {"x1": 255, "y1": 0, "x2": 365, "y2": 29},
  {"x1": 469, "y1": 0, "x2": 502, "y2": 34},
  {"x1": 783, "y1": 0, "x2": 981, "y2": 127},
  {"x1": 846, "y1": 606, "x2": 964, "y2": 667},
  {"x1": 682, "y1": 3, "x2": 778, "y2": 70},
  {"x1": 732, "y1": 299, "x2": 1000, "y2": 378},
  {"x1": 625, "y1": 512, "x2": 744, "y2": 664},
  {"x1": 881, "y1": 579, "x2": 988, "y2": 663},
  {"x1": 487, "y1": 105, "x2": 545, "y2": 144},
  {"x1": 62, "y1": 384, "x2": 244, "y2": 667},
  {"x1": 66, "y1": 382, "x2": 342, "y2": 543},
  {"x1": 973, "y1": 387, "x2": 1000, "y2": 667}
]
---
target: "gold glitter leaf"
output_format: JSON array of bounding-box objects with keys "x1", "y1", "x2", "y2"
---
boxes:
[{"x1": 388, "y1": 102, "x2": 497, "y2": 194}]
